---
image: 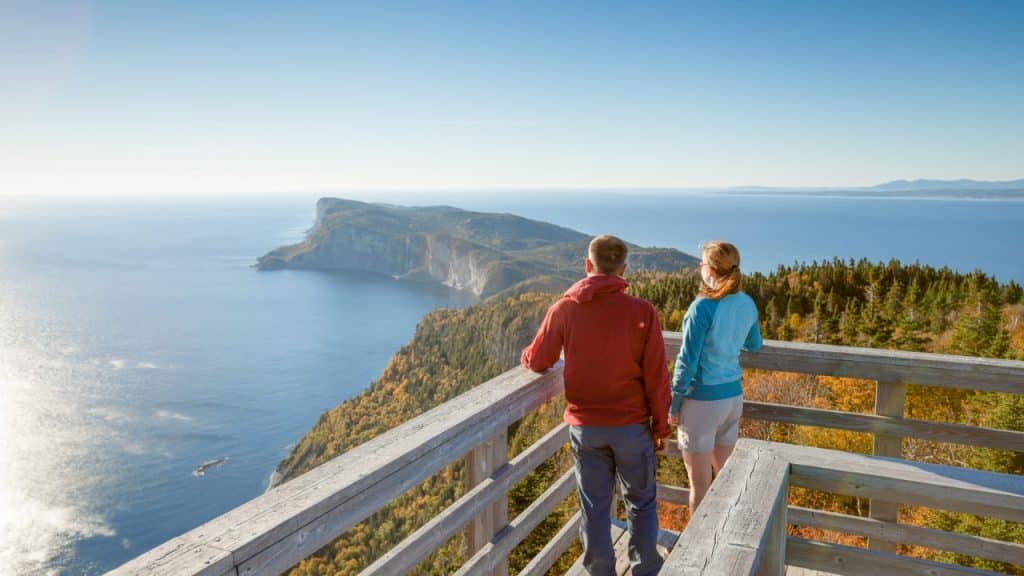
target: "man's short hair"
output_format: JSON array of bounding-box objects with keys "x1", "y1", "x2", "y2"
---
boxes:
[{"x1": 588, "y1": 235, "x2": 628, "y2": 274}]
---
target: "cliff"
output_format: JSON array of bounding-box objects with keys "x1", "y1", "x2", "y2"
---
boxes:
[{"x1": 257, "y1": 198, "x2": 699, "y2": 298}]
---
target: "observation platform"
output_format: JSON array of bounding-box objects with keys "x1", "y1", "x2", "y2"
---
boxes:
[{"x1": 112, "y1": 335, "x2": 1024, "y2": 575}]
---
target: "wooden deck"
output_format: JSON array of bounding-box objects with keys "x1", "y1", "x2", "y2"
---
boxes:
[
  {"x1": 785, "y1": 568, "x2": 841, "y2": 576},
  {"x1": 109, "y1": 336, "x2": 1024, "y2": 576},
  {"x1": 562, "y1": 519, "x2": 676, "y2": 576}
]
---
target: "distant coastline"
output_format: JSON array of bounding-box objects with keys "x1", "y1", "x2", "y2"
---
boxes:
[
  {"x1": 714, "y1": 188, "x2": 1024, "y2": 201},
  {"x1": 390, "y1": 179, "x2": 1024, "y2": 203},
  {"x1": 598, "y1": 178, "x2": 1024, "y2": 200}
]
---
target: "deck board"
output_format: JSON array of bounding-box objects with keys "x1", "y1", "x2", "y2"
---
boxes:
[
  {"x1": 786, "y1": 567, "x2": 841, "y2": 576},
  {"x1": 563, "y1": 520, "x2": 676, "y2": 576},
  {"x1": 564, "y1": 524, "x2": 627, "y2": 576}
]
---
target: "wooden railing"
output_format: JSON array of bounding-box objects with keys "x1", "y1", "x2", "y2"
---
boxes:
[
  {"x1": 662, "y1": 438, "x2": 1024, "y2": 575},
  {"x1": 111, "y1": 361, "x2": 569, "y2": 576},
  {"x1": 111, "y1": 336, "x2": 1024, "y2": 576}
]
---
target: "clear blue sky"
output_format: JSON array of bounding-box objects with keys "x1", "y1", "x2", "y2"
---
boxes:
[{"x1": 2, "y1": 0, "x2": 1022, "y2": 196}]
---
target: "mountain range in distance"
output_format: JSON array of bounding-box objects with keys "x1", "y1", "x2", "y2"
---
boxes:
[
  {"x1": 869, "y1": 178, "x2": 1024, "y2": 191},
  {"x1": 719, "y1": 178, "x2": 1024, "y2": 199}
]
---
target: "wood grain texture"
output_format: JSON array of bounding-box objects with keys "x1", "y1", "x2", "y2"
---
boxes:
[
  {"x1": 788, "y1": 506, "x2": 1024, "y2": 566},
  {"x1": 786, "y1": 537, "x2": 1001, "y2": 576},
  {"x1": 359, "y1": 424, "x2": 568, "y2": 575},
  {"x1": 757, "y1": 476, "x2": 789, "y2": 576},
  {"x1": 762, "y1": 440, "x2": 1024, "y2": 522},
  {"x1": 465, "y1": 428, "x2": 510, "y2": 576},
  {"x1": 564, "y1": 523, "x2": 627, "y2": 576},
  {"x1": 869, "y1": 380, "x2": 905, "y2": 554},
  {"x1": 453, "y1": 469, "x2": 577, "y2": 576},
  {"x1": 661, "y1": 441, "x2": 790, "y2": 576}
]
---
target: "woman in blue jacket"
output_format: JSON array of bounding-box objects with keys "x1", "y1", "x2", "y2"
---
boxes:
[{"x1": 669, "y1": 241, "x2": 762, "y2": 511}]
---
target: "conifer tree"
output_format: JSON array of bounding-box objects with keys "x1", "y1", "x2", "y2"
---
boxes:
[
  {"x1": 823, "y1": 289, "x2": 841, "y2": 343},
  {"x1": 883, "y1": 280, "x2": 904, "y2": 322},
  {"x1": 839, "y1": 299, "x2": 860, "y2": 344},
  {"x1": 786, "y1": 294, "x2": 804, "y2": 317},
  {"x1": 1004, "y1": 280, "x2": 1023, "y2": 305},
  {"x1": 859, "y1": 282, "x2": 893, "y2": 347},
  {"x1": 988, "y1": 326, "x2": 1011, "y2": 359},
  {"x1": 807, "y1": 291, "x2": 828, "y2": 343},
  {"x1": 765, "y1": 296, "x2": 781, "y2": 339},
  {"x1": 950, "y1": 287, "x2": 1005, "y2": 358},
  {"x1": 894, "y1": 279, "x2": 929, "y2": 351}
]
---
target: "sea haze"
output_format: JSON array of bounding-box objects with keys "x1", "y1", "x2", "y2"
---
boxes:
[{"x1": 0, "y1": 192, "x2": 1021, "y2": 574}]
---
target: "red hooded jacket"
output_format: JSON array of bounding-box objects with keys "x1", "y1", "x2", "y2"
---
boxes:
[{"x1": 521, "y1": 274, "x2": 671, "y2": 438}]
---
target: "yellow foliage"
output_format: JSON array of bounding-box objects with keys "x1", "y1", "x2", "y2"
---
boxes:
[
  {"x1": 1007, "y1": 304, "x2": 1024, "y2": 354},
  {"x1": 668, "y1": 308, "x2": 684, "y2": 331},
  {"x1": 788, "y1": 313, "x2": 802, "y2": 332},
  {"x1": 815, "y1": 376, "x2": 875, "y2": 414}
]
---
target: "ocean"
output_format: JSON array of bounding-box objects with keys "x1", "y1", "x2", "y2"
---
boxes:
[{"x1": 0, "y1": 192, "x2": 1021, "y2": 574}]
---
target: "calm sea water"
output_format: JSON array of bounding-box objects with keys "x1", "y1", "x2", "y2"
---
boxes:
[
  {"x1": 454, "y1": 191, "x2": 1024, "y2": 285},
  {"x1": 0, "y1": 196, "x2": 474, "y2": 575},
  {"x1": 1, "y1": 192, "x2": 1021, "y2": 574}
]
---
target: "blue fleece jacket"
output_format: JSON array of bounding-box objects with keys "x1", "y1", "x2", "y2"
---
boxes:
[{"x1": 670, "y1": 292, "x2": 762, "y2": 414}]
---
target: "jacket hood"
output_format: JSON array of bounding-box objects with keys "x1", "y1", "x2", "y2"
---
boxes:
[{"x1": 564, "y1": 274, "x2": 629, "y2": 303}]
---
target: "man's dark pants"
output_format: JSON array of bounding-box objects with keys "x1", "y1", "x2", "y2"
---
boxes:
[{"x1": 569, "y1": 422, "x2": 662, "y2": 576}]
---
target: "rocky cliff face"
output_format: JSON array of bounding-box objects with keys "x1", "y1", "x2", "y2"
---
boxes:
[
  {"x1": 257, "y1": 197, "x2": 699, "y2": 297},
  {"x1": 418, "y1": 233, "x2": 493, "y2": 293},
  {"x1": 259, "y1": 226, "x2": 502, "y2": 295}
]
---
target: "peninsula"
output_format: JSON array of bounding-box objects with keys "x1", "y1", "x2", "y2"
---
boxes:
[{"x1": 257, "y1": 198, "x2": 699, "y2": 298}]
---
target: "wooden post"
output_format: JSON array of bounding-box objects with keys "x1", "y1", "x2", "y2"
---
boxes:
[
  {"x1": 490, "y1": 427, "x2": 509, "y2": 568},
  {"x1": 757, "y1": 468, "x2": 789, "y2": 576},
  {"x1": 662, "y1": 442, "x2": 791, "y2": 575},
  {"x1": 869, "y1": 380, "x2": 906, "y2": 553},
  {"x1": 465, "y1": 428, "x2": 509, "y2": 576}
]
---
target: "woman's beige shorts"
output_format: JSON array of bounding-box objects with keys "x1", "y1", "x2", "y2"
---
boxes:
[{"x1": 676, "y1": 395, "x2": 744, "y2": 453}]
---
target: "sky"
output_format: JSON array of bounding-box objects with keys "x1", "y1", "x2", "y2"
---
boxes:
[{"x1": 1, "y1": 0, "x2": 1022, "y2": 196}]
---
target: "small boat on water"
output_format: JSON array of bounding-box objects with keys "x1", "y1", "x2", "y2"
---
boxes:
[{"x1": 193, "y1": 457, "x2": 229, "y2": 477}]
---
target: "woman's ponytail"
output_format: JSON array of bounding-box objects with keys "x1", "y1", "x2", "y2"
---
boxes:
[{"x1": 699, "y1": 241, "x2": 742, "y2": 300}]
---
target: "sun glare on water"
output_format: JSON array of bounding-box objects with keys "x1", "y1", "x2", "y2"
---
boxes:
[{"x1": 0, "y1": 305, "x2": 118, "y2": 574}]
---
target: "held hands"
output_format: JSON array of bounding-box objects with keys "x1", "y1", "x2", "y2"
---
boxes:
[{"x1": 668, "y1": 412, "x2": 679, "y2": 428}]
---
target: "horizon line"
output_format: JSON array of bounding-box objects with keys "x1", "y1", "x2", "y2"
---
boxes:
[{"x1": 4, "y1": 179, "x2": 1024, "y2": 200}]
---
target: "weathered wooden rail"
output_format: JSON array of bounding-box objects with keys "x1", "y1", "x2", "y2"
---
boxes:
[
  {"x1": 111, "y1": 336, "x2": 1024, "y2": 576},
  {"x1": 662, "y1": 438, "x2": 1024, "y2": 575}
]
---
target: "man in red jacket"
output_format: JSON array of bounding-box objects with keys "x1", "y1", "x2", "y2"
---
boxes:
[{"x1": 522, "y1": 235, "x2": 670, "y2": 576}]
